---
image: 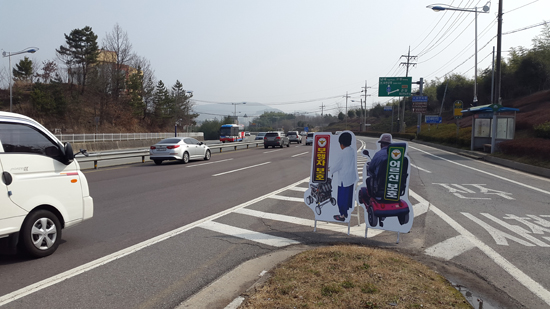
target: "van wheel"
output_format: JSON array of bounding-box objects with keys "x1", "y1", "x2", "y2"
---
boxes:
[
  {"x1": 154, "y1": 160, "x2": 162, "y2": 165},
  {"x1": 19, "y1": 210, "x2": 62, "y2": 258}
]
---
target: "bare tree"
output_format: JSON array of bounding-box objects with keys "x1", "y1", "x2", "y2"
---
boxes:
[{"x1": 102, "y1": 23, "x2": 135, "y2": 99}]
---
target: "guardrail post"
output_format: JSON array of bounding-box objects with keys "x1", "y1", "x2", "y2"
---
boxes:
[
  {"x1": 247, "y1": 144, "x2": 249, "y2": 149},
  {"x1": 94, "y1": 160, "x2": 98, "y2": 169},
  {"x1": 220, "y1": 148, "x2": 222, "y2": 153},
  {"x1": 142, "y1": 155, "x2": 145, "y2": 163},
  {"x1": 234, "y1": 146, "x2": 237, "y2": 151}
]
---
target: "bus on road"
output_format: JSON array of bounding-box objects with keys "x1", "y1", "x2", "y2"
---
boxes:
[{"x1": 219, "y1": 124, "x2": 245, "y2": 142}]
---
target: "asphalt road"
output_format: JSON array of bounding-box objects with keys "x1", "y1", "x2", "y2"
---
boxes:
[{"x1": 1, "y1": 136, "x2": 549, "y2": 308}]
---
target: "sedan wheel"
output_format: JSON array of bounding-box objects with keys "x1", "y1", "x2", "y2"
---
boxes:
[
  {"x1": 204, "y1": 150, "x2": 211, "y2": 161},
  {"x1": 182, "y1": 152, "x2": 190, "y2": 164},
  {"x1": 19, "y1": 210, "x2": 62, "y2": 258}
]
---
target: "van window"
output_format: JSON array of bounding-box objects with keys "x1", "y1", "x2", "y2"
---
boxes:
[{"x1": 0, "y1": 122, "x2": 63, "y2": 159}]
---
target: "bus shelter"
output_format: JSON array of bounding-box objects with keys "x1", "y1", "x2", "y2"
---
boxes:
[{"x1": 462, "y1": 104, "x2": 520, "y2": 153}]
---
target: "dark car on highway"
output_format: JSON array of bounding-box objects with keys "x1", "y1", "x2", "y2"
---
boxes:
[{"x1": 263, "y1": 131, "x2": 290, "y2": 148}]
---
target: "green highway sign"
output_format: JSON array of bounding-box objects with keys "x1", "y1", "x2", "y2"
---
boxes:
[{"x1": 378, "y1": 77, "x2": 412, "y2": 97}]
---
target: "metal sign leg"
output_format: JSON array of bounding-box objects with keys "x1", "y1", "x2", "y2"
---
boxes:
[
  {"x1": 314, "y1": 219, "x2": 317, "y2": 232},
  {"x1": 396, "y1": 232, "x2": 400, "y2": 244}
]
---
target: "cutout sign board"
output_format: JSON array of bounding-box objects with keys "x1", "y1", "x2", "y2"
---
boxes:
[
  {"x1": 355, "y1": 133, "x2": 413, "y2": 233},
  {"x1": 304, "y1": 131, "x2": 358, "y2": 223}
]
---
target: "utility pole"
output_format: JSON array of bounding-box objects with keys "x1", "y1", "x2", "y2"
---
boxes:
[
  {"x1": 361, "y1": 80, "x2": 371, "y2": 132},
  {"x1": 399, "y1": 46, "x2": 417, "y2": 133},
  {"x1": 495, "y1": 0, "x2": 503, "y2": 105},
  {"x1": 320, "y1": 102, "x2": 325, "y2": 116},
  {"x1": 344, "y1": 92, "x2": 351, "y2": 130}
]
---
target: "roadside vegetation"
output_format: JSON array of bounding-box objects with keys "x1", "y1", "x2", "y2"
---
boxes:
[
  {"x1": 240, "y1": 245, "x2": 472, "y2": 309},
  {"x1": 1, "y1": 24, "x2": 549, "y2": 169}
]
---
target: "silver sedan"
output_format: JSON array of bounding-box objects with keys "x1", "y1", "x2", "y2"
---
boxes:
[{"x1": 150, "y1": 137, "x2": 211, "y2": 165}]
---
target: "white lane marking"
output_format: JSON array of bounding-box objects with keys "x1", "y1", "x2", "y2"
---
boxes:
[
  {"x1": 410, "y1": 146, "x2": 550, "y2": 196},
  {"x1": 410, "y1": 190, "x2": 550, "y2": 306},
  {"x1": 234, "y1": 208, "x2": 381, "y2": 238},
  {"x1": 410, "y1": 164, "x2": 432, "y2": 173},
  {"x1": 212, "y1": 162, "x2": 270, "y2": 176},
  {"x1": 199, "y1": 221, "x2": 300, "y2": 247},
  {"x1": 288, "y1": 187, "x2": 307, "y2": 192},
  {"x1": 0, "y1": 178, "x2": 310, "y2": 307},
  {"x1": 263, "y1": 149, "x2": 283, "y2": 153},
  {"x1": 425, "y1": 235, "x2": 476, "y2": 260},
  {"x1": 292, "y1": 152, "x2": 309, "y2": 157},
  {"x1": 186, "y1": 158, "x2": 233, "y2": 168},
  {"x1": 269, "y1": 195, "x2": 304, "y2": 202}
]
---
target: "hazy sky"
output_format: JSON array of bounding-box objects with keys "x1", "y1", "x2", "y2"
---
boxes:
[{"x1": 1, "y1": 0, "x2": 548, "y2": 118}]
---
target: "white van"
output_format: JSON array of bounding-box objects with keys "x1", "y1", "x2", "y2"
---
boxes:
[{"x1": 0, "y1": 112, "x2": 93, "y2": 258}]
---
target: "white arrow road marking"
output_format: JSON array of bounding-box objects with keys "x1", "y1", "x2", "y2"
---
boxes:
[{"x1": 199, "y1": 221, "x2": 300, "y2": 247}]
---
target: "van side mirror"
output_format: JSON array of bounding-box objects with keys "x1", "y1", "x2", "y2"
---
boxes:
[{"x1": 63, "y1": 142, "x2": 75, "y2": 164}]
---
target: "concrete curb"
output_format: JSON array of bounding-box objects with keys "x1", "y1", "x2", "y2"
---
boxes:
[{"x1": 175, "y1": 245, "x2": 310, "y2": 309}]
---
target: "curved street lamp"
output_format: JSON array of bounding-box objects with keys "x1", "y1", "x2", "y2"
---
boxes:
[
  {"x1": 427, "y1": 2, "x2": 490, "y2": 106},
  {"x1": 2, "y1": 47, "x2": 39, "y2": 112}
]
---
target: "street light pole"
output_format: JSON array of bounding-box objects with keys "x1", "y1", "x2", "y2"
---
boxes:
[
  {"x1": 231, "y1": 102, "x2": 246, "y2": 124},
  {"x1": 427, "y1": 2, "x2": 490, "y2": 106},
  {"x1": 2, "y1": 47, "x2": 39, "y2": 112}
]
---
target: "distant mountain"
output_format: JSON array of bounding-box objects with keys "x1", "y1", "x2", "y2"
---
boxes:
[{"x1": 194, "y1": 102, "x2": 284, "y2": 125}]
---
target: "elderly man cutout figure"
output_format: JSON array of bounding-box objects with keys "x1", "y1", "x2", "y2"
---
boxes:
[
  {"x1": 367, "y1": 133, "x2": 392, "y2": 199},
  {"x1": 331, "y1": 132, "x2": 357, "y2": 222}
]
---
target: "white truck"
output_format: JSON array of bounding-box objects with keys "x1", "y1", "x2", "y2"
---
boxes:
[{"x1": 0, "y1": 112, "x2": 93, "y2": 258}]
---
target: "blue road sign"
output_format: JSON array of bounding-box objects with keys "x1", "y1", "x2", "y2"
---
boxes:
[
  {"x1": 384, "y1": 106, "x2": 393, "y2": 111},
  {"x1": 425, "y1": 115, "x2": 442, "y2": 124},
  {"x1": 412, "y1": 95, "x2": 428, "y2": 102},
  {"x1": 304, "y1": 127, "x2": 309, "y2": 132}
]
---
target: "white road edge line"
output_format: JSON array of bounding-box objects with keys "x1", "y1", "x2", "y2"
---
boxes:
[
  {"x1": 291, "y1": 152, "x2": 309, "y2": 157},
  {"x1": 212, "y1": 162, "x2": 270, "y2": 176},
  {"x1": 410, "y1": 146, "x2": 550, "y2": 196},
  {"x1": 0, "y1": 177, "x2": 310, "y2": 306},
  {"x1": 410, "y1": 190, "x2": 550, "y2": 306},
  {"x1": 410, "y1": 163, "x2": 431, "y2": 173}
]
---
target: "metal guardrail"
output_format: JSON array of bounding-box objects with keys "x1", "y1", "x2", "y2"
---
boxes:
[
  {"x1": 76, "y1": 140, "x2": 265, "y2": 169},
  {"x1": 56, "y1": 132, "x2": 204, "y2": 143}
]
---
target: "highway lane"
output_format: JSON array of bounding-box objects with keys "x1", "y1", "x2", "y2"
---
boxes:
[
  {"x1": 0, "y1": 142, "x2": 314, "y2": 307},
  {"x1": 1, "y1": 136, "x2": 549, "y2": 308},
  {"x1": 366, "y1": 137, "x2": 550, "y2": 309}
]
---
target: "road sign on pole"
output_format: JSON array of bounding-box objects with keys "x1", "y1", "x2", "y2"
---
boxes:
[
  {"x1": 378, "y1": 77, "x2": 412, "y2": 97},
  {"x1": 425, "y1": 115, "x2": 442, "y2": 124},
  {"x1": 412, "y1": 95, "x2": 428, "y2": 114},
  {"x1": 454, "y1": 100, "x2": 463, "y2": 119}
]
